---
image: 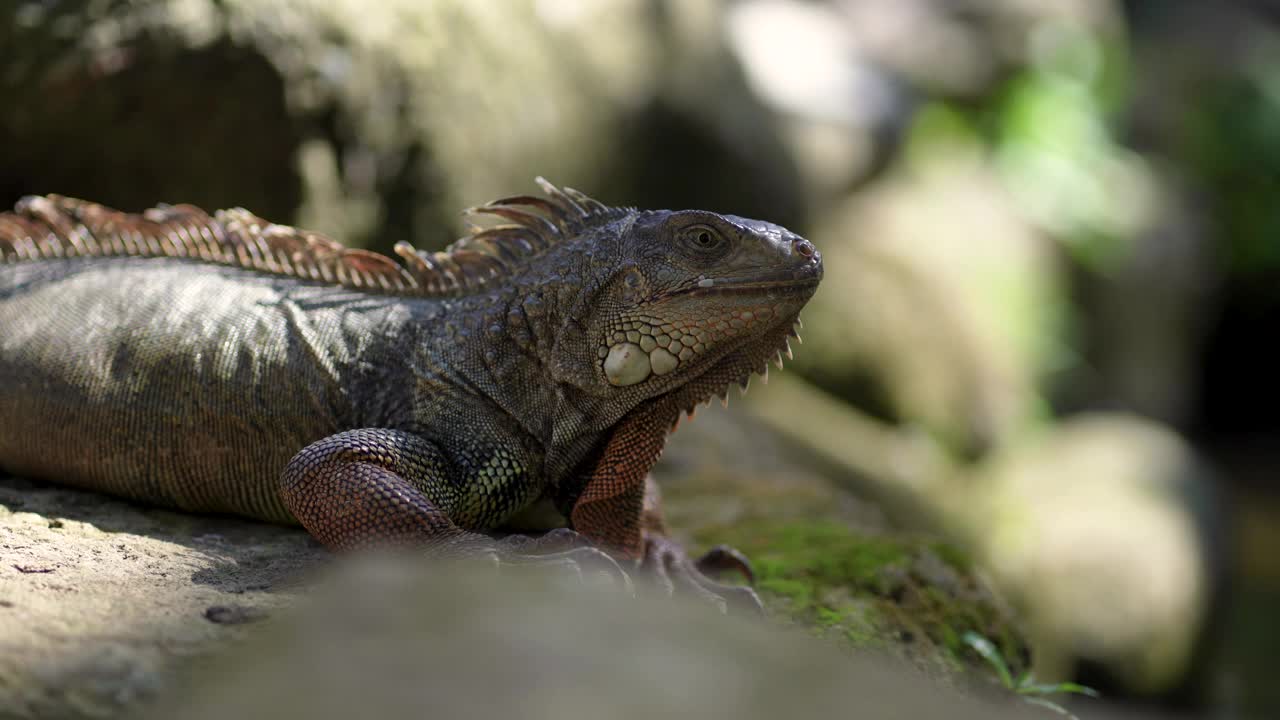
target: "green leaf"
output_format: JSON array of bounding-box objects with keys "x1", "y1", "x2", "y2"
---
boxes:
[
  {"x1": 1021, "y1": 696, "x2": 1081, "y2": 720},
  {"x1": 961, "y1": 631, "x2": 1014, "y2": 688},
  {"x1": 1020, "y1": 682, "x2": 1101, "y2": 698}
]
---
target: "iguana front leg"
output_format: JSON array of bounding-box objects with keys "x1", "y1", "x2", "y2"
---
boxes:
[
  {"x1": 568, "y1": 407, "x2": 764, "y2": 613},
  {"x1": 279, "y1": 428, "x2": 629, "y2": 584},
  {"x1": 280, "y1": 429, "x2": 466, "y2": 551}
]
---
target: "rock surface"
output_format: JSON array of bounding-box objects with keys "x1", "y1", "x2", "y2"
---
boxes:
[
  {"x1": 0, "y1": 406, "x2": 1026, "y2": 719},
  {"x1": 141, "y1": 554, "x2": 1040, "y2": 720},
  {"x1": 660, "y1": 403, "x2": 1027, "y2": 681},
  {"x1": 0, "y1": 476, "x2": 327, "y2": 718}
]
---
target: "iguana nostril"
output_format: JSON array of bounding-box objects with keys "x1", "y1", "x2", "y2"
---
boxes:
[{"x1": 794, "y1": 239, "x2": 815, "y2": 258}]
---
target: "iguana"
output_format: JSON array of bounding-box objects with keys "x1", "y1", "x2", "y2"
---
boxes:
[{"x1": 0, "y1": 178, "x2": 821, "y2": 610}]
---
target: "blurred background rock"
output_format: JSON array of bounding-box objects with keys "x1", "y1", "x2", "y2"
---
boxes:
[{"x1": 2, "y1": 0, "x2": 1276, "y2": 717}]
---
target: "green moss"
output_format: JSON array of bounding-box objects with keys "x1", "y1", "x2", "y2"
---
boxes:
[
  {"x1": 693, "y1": 519, "x2": 1028, "y2": 679},
  {"x1": 758, "y1": 577, "x2": 814, "y2": 609},
  {"x1": 928, "y1": 540, "x2": 974, "y2": 573},
  {"x1": 815, "y1": 607, "x2": 844, "y2": 627},
  {"x1": 709, "y1": 520, "x2": 910, "y2": 590}
]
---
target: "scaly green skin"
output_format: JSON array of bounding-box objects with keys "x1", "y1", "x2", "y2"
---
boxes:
[{"x1": 0, "y1": 181, "x2": 822, "y2": 604}]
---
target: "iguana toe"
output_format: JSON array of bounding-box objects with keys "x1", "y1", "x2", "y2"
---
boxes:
[
  {"x1": 642, "y1": 533, "x2": 764, "y2": 616},
  {"x1": 496, "y1": 534, "x2": 637, "y2": 597},
  {"x1": 694, "y1": 544, "x2": 757, "y2": 585}
]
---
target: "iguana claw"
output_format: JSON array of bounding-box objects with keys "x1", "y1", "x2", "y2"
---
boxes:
[
  {"x1": 694, "y1": 544, "x2": 756, "y2": 585},
  {"x1": 642, "y1": 532, "x2": 764, "y2": 616}
]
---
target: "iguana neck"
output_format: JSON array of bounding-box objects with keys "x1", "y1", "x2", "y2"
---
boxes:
[{"x1": 394, "y1": 230, "x2": 655, "y2": 486}]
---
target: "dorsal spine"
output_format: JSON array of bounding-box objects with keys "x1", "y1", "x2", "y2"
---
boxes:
[{"x1": 0, "y1": 177, "x2": 625, "y2": 297}]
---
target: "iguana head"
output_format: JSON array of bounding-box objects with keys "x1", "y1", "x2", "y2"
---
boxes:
[
  {"x1": 464, "y1": 182, "x2": 821, "y2": 418},
  {"x1": 442, "y1": 178, "x2": 820, "y2": 421},
  {"x1": 577, "y1": 208, "x2": 821, "y2": 402}
]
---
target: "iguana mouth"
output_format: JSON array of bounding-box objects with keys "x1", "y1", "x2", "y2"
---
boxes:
[{"x1": 658, "y1": 276, "x2": 821, "y2": 301}]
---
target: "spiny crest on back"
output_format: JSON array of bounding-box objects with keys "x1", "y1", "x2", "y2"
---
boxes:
[{"x1": 0, "y1": 177, "x2": 627, "y2": 297}]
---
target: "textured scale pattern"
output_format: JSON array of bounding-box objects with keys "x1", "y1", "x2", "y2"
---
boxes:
[
  {"x1": 0, "y1": 178, "x2": 822, "y2": 608},
  {"x1": 280, "y1": 429, "x2": 474, "y2": 551}
]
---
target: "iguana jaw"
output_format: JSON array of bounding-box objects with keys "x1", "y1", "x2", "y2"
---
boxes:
[
  {"x1": 598, "y1": 279, "x2": 815, "y2": 391},
  {"x1": 663, "y1": 316, "x2": 806, "y2": 424}
]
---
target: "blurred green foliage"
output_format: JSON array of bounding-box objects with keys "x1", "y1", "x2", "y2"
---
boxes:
[
  {"x1": 908, "y1": 20, "x2": 1148, "y2": 275},
  {"x1": 1185, "y1": 44, "x2": 1280, "y2": 276},
  {"x1": 993, "y1": 22, "x2": 1146, "y2": 274}
]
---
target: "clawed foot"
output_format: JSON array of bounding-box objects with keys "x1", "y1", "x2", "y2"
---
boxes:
[
  {"x1": 491, "y1": 528, "x2": 636, "y2": 596},
  {"x1": 641, "y1": 533, "x2": 764, "y2": 615},
  {"x1": 474, "y1": 529, "x2": 763, "y2": 616}
]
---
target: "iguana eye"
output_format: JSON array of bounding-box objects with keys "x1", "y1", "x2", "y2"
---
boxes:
[{"x1": 680, "y1": 225, "x2": 725, "y2": 254}]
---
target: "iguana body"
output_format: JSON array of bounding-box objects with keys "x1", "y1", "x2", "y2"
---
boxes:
[{"x1": 0, "y1": 179, "x2": 821, "y2": 604}]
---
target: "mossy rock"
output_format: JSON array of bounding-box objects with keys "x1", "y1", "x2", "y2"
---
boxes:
[
  {"x1": 657, "y1": 404, "x2": 1030, "y2": 686},
  {"x1": 692, "y1": 519, "x2": 1028, "y2": 681},
  {"x1": 143, "y1": 556, "x2": 1043, "y2": 720}
]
